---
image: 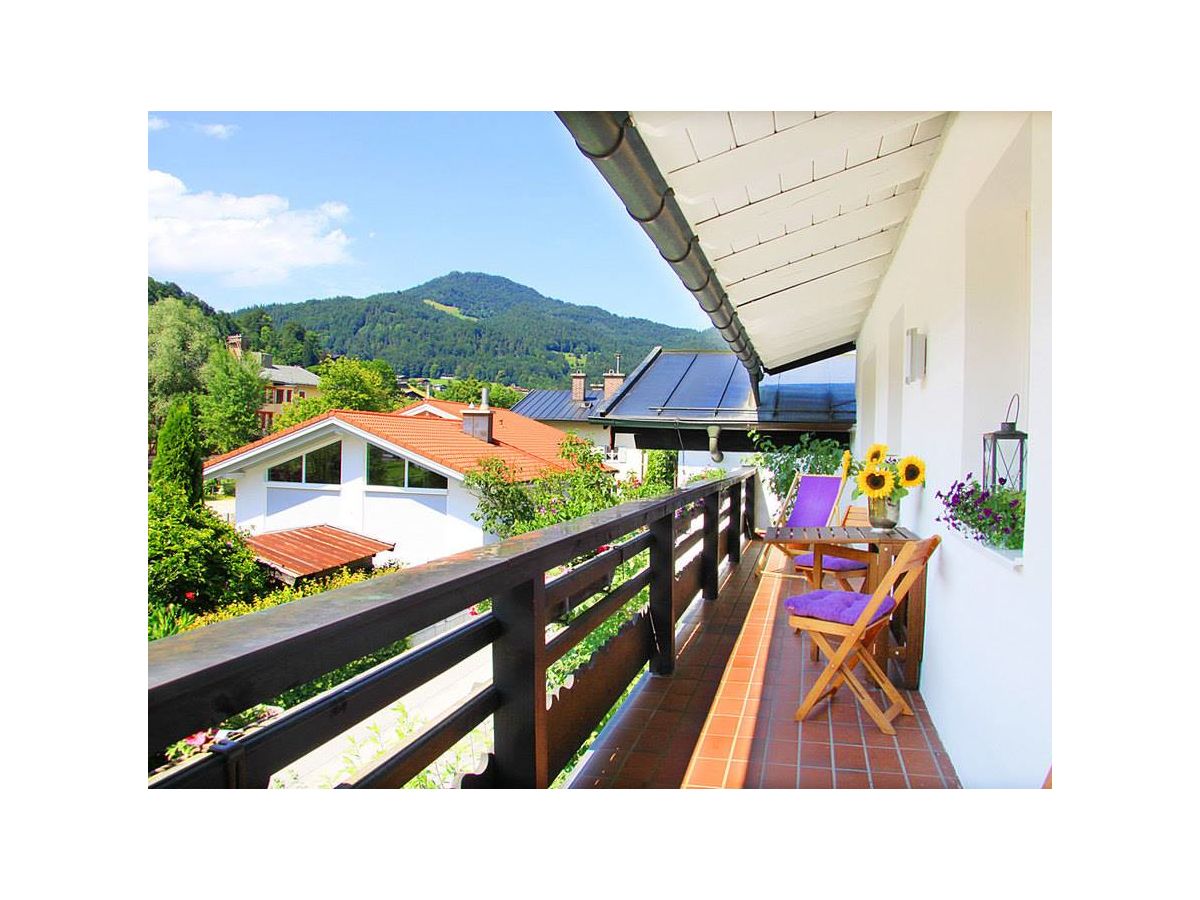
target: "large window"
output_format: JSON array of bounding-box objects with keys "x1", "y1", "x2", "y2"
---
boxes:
[
  {"x1": 268, "y1": 442, "x2": 342, "y2": 485},
  {"x1": 367, "y1": 445, "x2": 448, "y2": 490}
]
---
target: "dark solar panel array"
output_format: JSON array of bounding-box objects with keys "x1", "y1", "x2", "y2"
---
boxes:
[
  {"x1": 596, "y1": 351, "x2": 855, "y2": 425},
  {"x1": 511, "y1": 388, "x2": 600, "y2": 422}
]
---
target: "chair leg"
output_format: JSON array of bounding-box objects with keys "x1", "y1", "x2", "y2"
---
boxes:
[
  {"x1": 839, "y1": 659, "x2": 897, "y2": 735},
  {"x1": 855, "y1": 645, "x2": 913, "y2": 718},
  {"x1": 796, "y1": 632, "x2": 857, "y2": 722}
]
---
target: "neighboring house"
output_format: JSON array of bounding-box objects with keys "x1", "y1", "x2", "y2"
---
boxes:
[
  {"x1": 226, "y1": 334, "x2": 322, "y2": 433},
  {"x1": 511, "y1": 367, "x2": 644, "y2": 478},
  {"x1": 201, "y1": 397, "x2": 574, "y2": 568}
]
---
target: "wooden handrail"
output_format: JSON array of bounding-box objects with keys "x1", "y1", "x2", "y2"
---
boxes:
[{"x1": 148, "y1": 470, "x2": 756, "y2": 788}]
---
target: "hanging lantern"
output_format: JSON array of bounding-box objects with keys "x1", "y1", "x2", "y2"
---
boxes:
[{"x1": 982, "y1": 394, "x2": 1027, "y2": 491}]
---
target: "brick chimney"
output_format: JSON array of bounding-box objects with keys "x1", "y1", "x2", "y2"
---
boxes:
[
  {"x1": 462, "y1": 387, "x2": 494, "y2": 443},
  {"x1": 603, "y1": 353, "x2": 625, "y2": 399},
  {"x1": 571, "y1": 371, "x2": 587, "y2": 403},
  {"x1": 226, "y1": 334, "x2": 243, "y2": 359}
]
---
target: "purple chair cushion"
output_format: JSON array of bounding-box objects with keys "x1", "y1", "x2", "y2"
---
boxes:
[
  {"x1": 793, "y1": 552, "x2": 866, "y2": 572},
  {"x1": 784, "y1": 590, "x2": 895, "y2": 626},
  {"x1": 784, "y1": 475, "x2": 843, "y2": 528}
]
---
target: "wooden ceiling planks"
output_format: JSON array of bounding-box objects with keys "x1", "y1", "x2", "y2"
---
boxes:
[{"x1": 626, "y1": 110, "x2": 950, "y2": 373}]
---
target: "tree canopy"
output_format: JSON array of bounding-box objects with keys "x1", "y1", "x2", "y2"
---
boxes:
[
  {"x1": 437, "y1": 377, "x2": 523, "y2": 409},
  {"x1": 148, "y1": 298, "x2": 219, "y2": 433},
  {"x1": 199, "y1": 348, "x2": 267, "y2": 453},
  {"x1": 271, "y1": 356, "x2": 399, "y2": 431}
]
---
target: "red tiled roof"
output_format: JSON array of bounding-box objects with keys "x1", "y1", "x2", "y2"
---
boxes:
[
  {"x1": 204, "y1": 402, "x2": 574, "y2": 481},
  {"x1": 244, "y1": 525, "x2": 394, "y2": 579}
]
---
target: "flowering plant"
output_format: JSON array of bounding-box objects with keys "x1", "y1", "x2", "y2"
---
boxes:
[
  {"x1": 847, "y1": 443, "x2": 927, "y2": 501},
  {"x1": 935, "y1": 475, "x2": 1025, "y2": 550}
]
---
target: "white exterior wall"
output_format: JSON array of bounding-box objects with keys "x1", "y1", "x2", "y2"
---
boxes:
[
  {"x1": 552, "y1": 420, "x2": 645, "y2": 479},
  {"x1": 231, "y1": 429, "x2": 488, "y2": 568},
  {"x1": 853, "y1": 112, "x2": 1051, "y2": 787}
]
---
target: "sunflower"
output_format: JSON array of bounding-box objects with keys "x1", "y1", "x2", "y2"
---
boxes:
[
  {"x1": 865, "y1": 443, "x2": 889, "y2": 465},
  {"x1": 856, "y1": 465, "x2": 895, "y2": 500},
  {"x1": 841, "y1": 449, "x2": 852, "y2": 473},
  {"x1": 898, "y1": 455, "x2": 926, "y2": 488}
]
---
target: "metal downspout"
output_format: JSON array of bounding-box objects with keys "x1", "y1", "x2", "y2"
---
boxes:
[{"x1": 556, "y1": 112, "x2": 763, "y2": 400}]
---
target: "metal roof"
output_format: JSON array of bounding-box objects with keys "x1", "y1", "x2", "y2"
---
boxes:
[
  {"x1": 511, "y1": 388, "x2": 602, "y2": 422},
  {"x1": 244, "y1": 525, "x2": 394, "y2": 582},
  {"x1": 263, "y1": 364, "x2": 320, "y2": 386},
  {"x1": 591, "y1": 349, "x2": 854, "y2": 428}
]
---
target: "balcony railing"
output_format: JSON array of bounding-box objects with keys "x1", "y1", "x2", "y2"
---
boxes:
[{"x1": 149, "y1": 470, "x2": 756, "y2": 788}]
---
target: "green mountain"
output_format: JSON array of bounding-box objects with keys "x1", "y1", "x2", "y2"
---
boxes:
[{"x1": 232, "y1": 271, "x2": 723, "y2": 388}]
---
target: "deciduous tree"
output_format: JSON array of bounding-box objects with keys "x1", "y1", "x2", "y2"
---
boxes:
[
  {"x1": 199, "y1": 348, "x2": 266, "y2": 453},
  {"x1": 149, "y1": 297, "x2": 219, "y2": 433}
]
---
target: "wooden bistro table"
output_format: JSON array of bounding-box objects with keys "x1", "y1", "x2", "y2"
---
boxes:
[{"x1": 762, "y1": 524, "x2": 927, "y2": 689}]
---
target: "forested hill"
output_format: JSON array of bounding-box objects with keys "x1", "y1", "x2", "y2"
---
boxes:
[{"x1": 235, "y1": 271, "x2": 723, "y2": 388}]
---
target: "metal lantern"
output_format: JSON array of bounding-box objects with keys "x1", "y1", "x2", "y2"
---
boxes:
[{"x1": 982, "y1": 394, "x2": 1027, "y2": 491}]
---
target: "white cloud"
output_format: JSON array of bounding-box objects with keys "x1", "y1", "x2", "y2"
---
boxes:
[
  {"x1": 195, "y1": 123, "x2": 238, "y2": 140},
  {"x1": 148, "y1": 116, "x2": 169, "y2": 132},
  {"x1": 148, "y1": 169, "x2": 352, "y2": 286}
]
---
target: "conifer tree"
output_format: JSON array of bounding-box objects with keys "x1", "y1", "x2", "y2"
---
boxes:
[{"x1": 151, "y1": 395, "x2": 205, "y2": 505}]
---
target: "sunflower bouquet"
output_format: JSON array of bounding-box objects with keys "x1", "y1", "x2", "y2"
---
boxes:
[{"x1": 846, "y1": 443, "x2": 927, "y2": 503}]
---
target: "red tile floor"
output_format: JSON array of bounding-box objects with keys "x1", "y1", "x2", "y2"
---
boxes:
[{"x1": 568, "y1": 541, "x2": 960, "y2": 789}]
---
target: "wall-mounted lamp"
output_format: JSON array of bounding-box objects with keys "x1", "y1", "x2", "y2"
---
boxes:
[{"x1": 905, "y1": 328, "x2": 927, "y2": 384}]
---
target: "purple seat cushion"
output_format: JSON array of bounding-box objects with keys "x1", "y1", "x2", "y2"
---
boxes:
[
  {"x1": 793, "y1": 552, "x2": 866, "y2": 572},
  {"x1": 784, "y1": 590, "x2": 895, "y2": 626}
]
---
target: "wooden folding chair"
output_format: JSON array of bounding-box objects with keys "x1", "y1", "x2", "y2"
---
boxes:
[
  {"x1": 792, "y1": 505, "x2": 872, "y2": 591},
  {"x1": 784, "y1": 536, "x2": 940, "y2": 735},
  {"x1": 754, "y1": 462, "x2": 849, "y2": 578}
]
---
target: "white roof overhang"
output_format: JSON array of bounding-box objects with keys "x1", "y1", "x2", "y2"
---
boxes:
[{"x1": 560, "y1": 111, "x2": 949, "y2": 377}]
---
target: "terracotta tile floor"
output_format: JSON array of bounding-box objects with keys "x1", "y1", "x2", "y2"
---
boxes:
[{"x1": 569, "y1": 541, "x2": 960, "y2": 789}]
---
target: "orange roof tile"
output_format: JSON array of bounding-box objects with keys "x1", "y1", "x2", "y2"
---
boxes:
[{"x1": 203, "y1": 403, "x2": 575, "y2": 481}]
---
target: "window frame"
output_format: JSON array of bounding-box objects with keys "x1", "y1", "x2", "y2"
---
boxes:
[
  {"x1": 364, "y1": 443, "x2": 449, "y2": 494},
  {"x1": 265, "y1": 440, "x2": 343, "y2": 490}
]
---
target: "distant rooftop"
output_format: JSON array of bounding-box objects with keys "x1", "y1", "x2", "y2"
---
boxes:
[
  {"x1": 511, "y1": 387, "x2": 602, "y2": 422},
  {"x1": 262, "y1": 363, "x2": 320, "y2": 386}
]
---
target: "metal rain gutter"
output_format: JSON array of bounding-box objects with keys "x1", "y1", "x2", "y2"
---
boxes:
[{"x1": 557, "y1": 112, "x2": 764, "y2": 397}]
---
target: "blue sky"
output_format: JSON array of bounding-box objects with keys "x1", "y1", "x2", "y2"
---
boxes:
[{"x1": 148, "y1": 111, "x2": 709, "y2": 329}]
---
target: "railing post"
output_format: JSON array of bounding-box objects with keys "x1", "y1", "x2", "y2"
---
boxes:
[
  {"x1": 491, "y1": 576, "x2": 548, "y2": 788},
  {"x1": 702, "y1": 490, "x2": 720, "y2": 600},
  {"x1": 649, "y1": 511, "x2": 676, "y2": 675},
  {"x1": 727, "y1": 480, "x2": 742, "y2": 564},
  {"x1": 744, "y1": 473, "x2": 756, "y2": 537}
]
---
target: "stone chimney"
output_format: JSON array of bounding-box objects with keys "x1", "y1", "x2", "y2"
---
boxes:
[
  {"x1": 258, "y1": 351, "x2": 273, "y2": 370},
  {"x1": 226, "y1": 334, "x2": 243, "y2": 359},
  {"x1": 571, "y1": 371, "x2": 587, "y2": 403},
  {"x1": 462, "y1": 387, "x2": 494, "y2": 443},
  {"x1": 603, "y1": 354, "x2": 625, "y2": 399}
]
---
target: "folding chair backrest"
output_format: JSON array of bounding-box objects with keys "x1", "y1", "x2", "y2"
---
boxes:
[
  {"x1": 849, "y1": 536, "x2": 941, "y2": 636},
  {"x1": 784, "y1": 473, "x2": 846, "y2": 528}
]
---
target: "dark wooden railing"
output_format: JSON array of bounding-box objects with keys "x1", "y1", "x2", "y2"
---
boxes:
[{"x1": 148, "y1": 470, "x2": 756, "y2": 788}]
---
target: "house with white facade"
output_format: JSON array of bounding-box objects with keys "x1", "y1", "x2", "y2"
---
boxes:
[
  {"x1": 511, "y1": 368, "x2": 644, "y2": 478},
  {"x1": 202, "y1": 396, "x2": 574, "y2": 568}
]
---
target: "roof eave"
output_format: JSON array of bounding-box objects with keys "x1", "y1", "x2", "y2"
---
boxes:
[{"x1": 557, "y1": 113, "x2": 763, "y2": 397}]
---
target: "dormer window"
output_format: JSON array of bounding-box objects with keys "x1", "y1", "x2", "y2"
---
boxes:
[{"x1": 267, "y1": 442, "x2": 342, "y2": 485}]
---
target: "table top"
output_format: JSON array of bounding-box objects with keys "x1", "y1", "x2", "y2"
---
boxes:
[{"x1": 764, "y1": 525, "x2": 920, "y2": 544}]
